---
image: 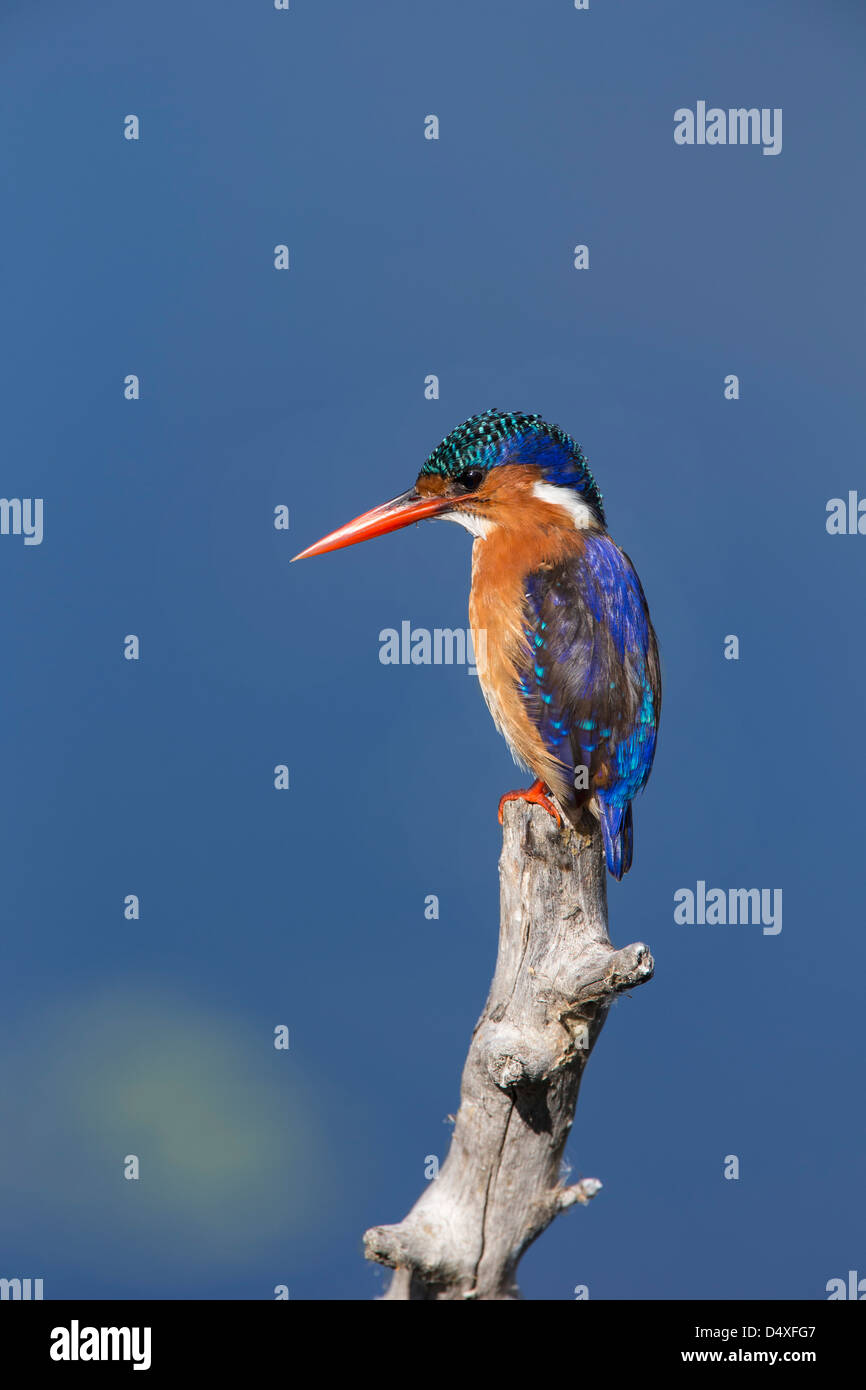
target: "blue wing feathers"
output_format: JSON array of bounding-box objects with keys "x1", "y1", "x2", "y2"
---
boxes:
[{"x1": 518, "y1": 535, "x2": 660, "y2": 877}]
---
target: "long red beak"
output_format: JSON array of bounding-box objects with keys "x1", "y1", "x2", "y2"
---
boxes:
[{"x1": 291, "y1": 488, "x2": 453, "y2": 561}]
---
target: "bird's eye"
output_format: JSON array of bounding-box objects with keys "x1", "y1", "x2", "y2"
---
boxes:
[{"x1": 454, "y1": 467, "x2": 485, "y2": 492}]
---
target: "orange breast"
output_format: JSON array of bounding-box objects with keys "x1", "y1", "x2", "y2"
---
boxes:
[{"x1": 467, "y1": 480, "x2": 586, "y2": 802}]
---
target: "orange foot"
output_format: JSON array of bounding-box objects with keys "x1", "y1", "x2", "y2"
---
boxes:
[{"x1": 498, "y1": 778, "x2": 562, "y2": 827}]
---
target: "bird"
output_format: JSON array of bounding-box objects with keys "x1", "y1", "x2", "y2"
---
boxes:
[{"x1": 292, "y1": 409, "x2": 660, "y2": 878}]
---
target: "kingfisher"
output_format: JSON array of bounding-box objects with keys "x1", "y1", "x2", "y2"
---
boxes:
[{"x1": 292, "y1": 410, "x2": 660, "y2": 878}]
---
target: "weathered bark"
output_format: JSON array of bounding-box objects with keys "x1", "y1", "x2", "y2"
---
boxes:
[{"x1": 363, "y1": 800, "x2": 653, "y2": 1300}]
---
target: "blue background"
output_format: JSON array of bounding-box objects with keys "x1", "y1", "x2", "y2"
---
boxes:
[{"x1": 0, "y1": 0, "x2": 863, "y2": 1300}]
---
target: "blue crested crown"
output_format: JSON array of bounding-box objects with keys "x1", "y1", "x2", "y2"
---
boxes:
[{"x1": 420, "y1": 409, "x2": 605, "y2": 525}]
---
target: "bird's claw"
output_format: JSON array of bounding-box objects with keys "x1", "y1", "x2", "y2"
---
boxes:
[{"x1": 498, "y1": 779, "x2": 562, "y2": 827}]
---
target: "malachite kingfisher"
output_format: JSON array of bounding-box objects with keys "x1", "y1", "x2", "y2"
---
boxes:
[{"x1": 292, "y1": 410, "x2": 660, "y2": 879}]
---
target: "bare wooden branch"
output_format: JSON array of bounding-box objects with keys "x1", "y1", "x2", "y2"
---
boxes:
[{"x1": 363, "y1": 799, "x2": 654, "y2": 1300}]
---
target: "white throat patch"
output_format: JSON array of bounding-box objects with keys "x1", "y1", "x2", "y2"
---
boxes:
[{"x1": 439, "y1": 510, "x2": 493, "y2": 540}]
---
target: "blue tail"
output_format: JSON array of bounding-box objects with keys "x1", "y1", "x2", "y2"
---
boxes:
[{"x1": 598, "y1": 799, "x2": 634, "y2": 880}]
